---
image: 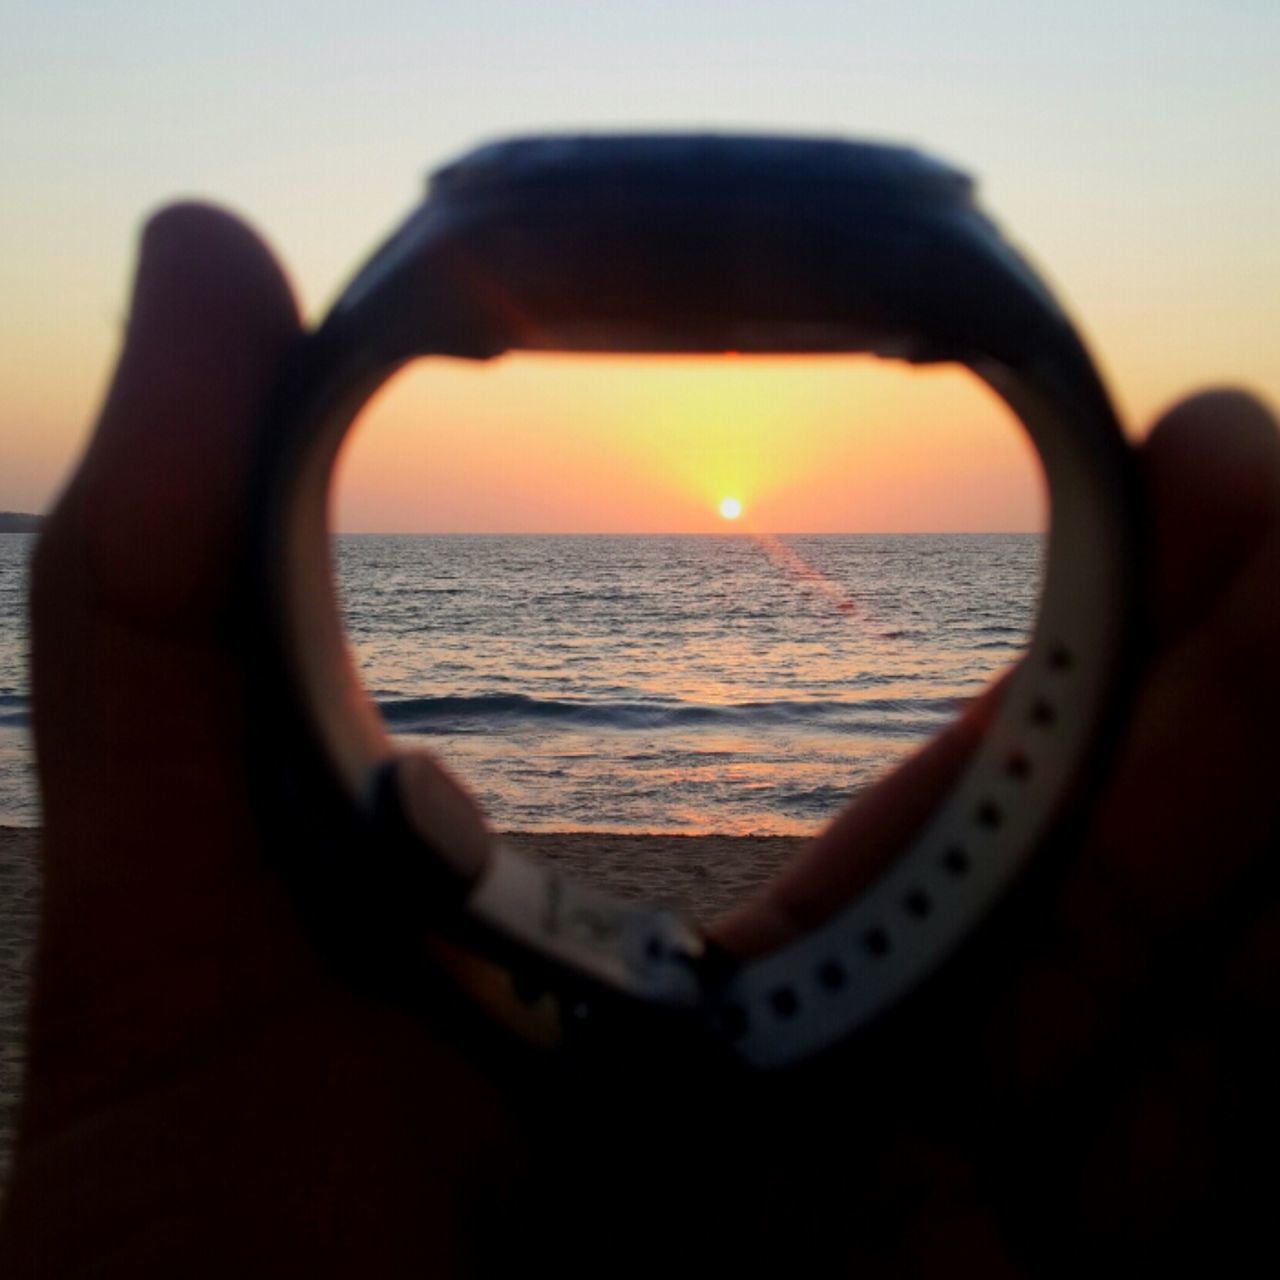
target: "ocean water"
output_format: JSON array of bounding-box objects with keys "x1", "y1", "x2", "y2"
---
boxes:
[
  {"x1": 0, "y1": 532, "x2": 1041, "y2": 834},
  {"x1": 0, "y1": 536, "x2": 33, "y2": 825}
]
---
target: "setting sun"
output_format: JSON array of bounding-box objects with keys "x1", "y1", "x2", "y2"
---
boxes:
[{"x1": 719, "y1": 496, "x2": 743, "y2": 521}]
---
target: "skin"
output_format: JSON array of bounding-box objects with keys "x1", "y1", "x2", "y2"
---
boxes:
[{"x1": 1, "y1": 205, "x2": 1278, "y2": 1275}]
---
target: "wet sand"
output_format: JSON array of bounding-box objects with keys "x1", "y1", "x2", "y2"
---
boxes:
[{"x1": 0, "y1": 823, "x2": 803, "y2": 1196}]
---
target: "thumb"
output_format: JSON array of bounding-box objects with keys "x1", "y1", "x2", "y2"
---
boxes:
[
  {"x1": 57, "y1": 202, "x2": 299, "y2": 628},
  {"x1": 33, "y1": 201, "x2": 299, "y2": 849},
  {"x1": 26, "y1": 206, "x2": 303, "y2": 1128}
]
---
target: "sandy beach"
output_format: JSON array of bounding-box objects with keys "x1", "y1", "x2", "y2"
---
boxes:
[
  {"x1": 0, "y1": 823, "x2": 803, "y2": 1196},
  {"x1": 498, "y1": 829, "x2": 803, "y2": 922}
]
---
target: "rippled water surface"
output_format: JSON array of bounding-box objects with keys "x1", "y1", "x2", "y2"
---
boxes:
[
  {"x1": 0, "y1": 533, "x2": 1041, "y2": 833},
  {"x1": 342, "y1": 532, "x2": 1041, "y2": 834}
]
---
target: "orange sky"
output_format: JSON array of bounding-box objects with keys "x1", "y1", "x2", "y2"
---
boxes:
[
  {"x1": 333, "y1": 354, "x2": 1045, "y2": 533},
  {"x1": 3, "y1": 4, "x2": 1276, "y2": 531}
]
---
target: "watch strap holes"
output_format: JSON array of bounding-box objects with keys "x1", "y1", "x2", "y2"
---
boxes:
[
  {"x1": 1030, "y1": 698, "x2": 1056, "y2": 727},
  {"x1": 904, "y1": 888, "x2": 932, "y2": 919},
  {"x1": 863, "y1": 926, "x2": 891, "y2": 958},
  {"x1": 1005, "y1": 750, "x2": 1032, "y2": 780},
  {"x1": 770, "y1": 987, "x2": 800, "y2": 1018}
]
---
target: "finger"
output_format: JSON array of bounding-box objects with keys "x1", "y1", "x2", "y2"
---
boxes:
[
  {"x1": 710, "y1": 683, "x2": 1001, "y2": 956},
  {"x1": 1081, "y1": 520, "x2": 1280, "y2": 933},
  {"x1": 1060, "y1": 390, "x2": 1280, "y2": 953},
  {"x1": 393, "y1": 750, "x2": 493, "y2": 880},
  {"x1": 60, "y1": 203, "x2": 299, "y2": 627},
  {"x1": 26, "y1": 207, "x2": 306, "y2": 1121},
  {"x1": 31, "y1": 202, "x2": 300, "y2": 864},
  {"x1": 1143, "y1": 388, "x2": 1280, "y2": 645},
  {"x1": 33, "y1": 202, "x2": 299, "y2": 838},
  {"x1": 975, "y1": 393, "x2": 1280, "y2": 1101}
]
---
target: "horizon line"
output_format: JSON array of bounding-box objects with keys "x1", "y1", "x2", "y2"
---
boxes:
[{"x1": 330, "y1": 528, "x2": 1044, "y2": 537}]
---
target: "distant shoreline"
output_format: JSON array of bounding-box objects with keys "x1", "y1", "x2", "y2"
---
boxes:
[{"x1": 0, "y1": 514, "x2": 42, "y2": 534}]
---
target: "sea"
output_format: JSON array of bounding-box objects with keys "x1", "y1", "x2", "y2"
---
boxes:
[{"x1": 0, "y1": 532, "x2": 1041, "y2": 834}]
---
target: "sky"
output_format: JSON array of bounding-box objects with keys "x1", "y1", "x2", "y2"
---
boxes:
[{"x1": 2, "y1": 1, "x2": 1277, "y2": 532}]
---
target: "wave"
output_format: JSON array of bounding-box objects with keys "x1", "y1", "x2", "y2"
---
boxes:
[
  {"x1": 0, "y1": 692, "x2": 29, "y2": 728},
  {"x1": 0, "y1": 689, "x2": 963, "y2": 737},
  {"x1": 378, "y1": 691, "x2": 960, "y2": 735}
]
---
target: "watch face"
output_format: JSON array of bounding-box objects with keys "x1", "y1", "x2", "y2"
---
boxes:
[
  {"x1": 414, "y1": 136, "x2": 981, "y2": 358},
  {"x1": 429, "y1": 133, "x2": 972, "y2": 212}
]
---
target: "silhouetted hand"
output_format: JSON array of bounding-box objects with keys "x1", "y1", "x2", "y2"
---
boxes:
[{"x1": 2, "y1": 205, "x2": 1277, "y2": 1276}]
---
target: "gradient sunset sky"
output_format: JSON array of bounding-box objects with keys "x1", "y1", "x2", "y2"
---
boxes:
[{"x1": 3, "y1": 2, "x2": 1276, "y2": 532}]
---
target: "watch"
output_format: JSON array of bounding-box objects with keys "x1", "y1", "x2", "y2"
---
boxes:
[{"x1": 249, "y1": 134, "x2": 1140, "y2": 1070}]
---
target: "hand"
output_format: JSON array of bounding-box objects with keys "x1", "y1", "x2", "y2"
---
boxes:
[
  {"x1": 2, "y1": 205, "x2": 1277, "y2": 1276},
  {"x1": 711, "y1": 383, "x2": 1280, "y2": 1274}
]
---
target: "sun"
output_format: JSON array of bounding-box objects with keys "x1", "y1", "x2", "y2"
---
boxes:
[{"x1": 718, "y1": 496, "x2": 743, "y2": 521}]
